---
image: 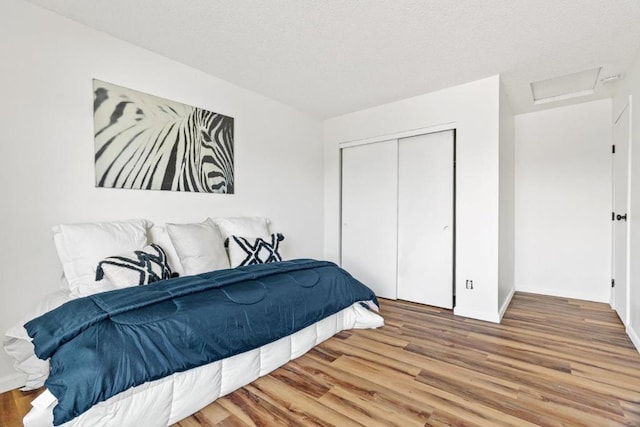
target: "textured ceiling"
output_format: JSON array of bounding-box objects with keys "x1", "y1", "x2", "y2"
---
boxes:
[{"x1": 24, "y1": 0, "x2": 640, "y2": 117}]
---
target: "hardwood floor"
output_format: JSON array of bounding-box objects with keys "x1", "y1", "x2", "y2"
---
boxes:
[
  {"x1": 0, "y1": 387, "x2": 41, "y2": 427},
  {"x1": 2, "y1": 292, "x2": 640, "y2": 426}
]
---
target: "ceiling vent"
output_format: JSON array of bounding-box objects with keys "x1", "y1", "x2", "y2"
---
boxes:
[{"x1": 530, "y1": 67, "x2": 601, "y2": 105}]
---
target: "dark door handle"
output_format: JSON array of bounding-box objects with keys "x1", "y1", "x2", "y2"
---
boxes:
[{"x1": 616, "y1": 214, "x2": 627, "y2": 221}]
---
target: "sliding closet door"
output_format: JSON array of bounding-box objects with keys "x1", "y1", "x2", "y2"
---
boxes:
[
  {"x1": 397, "y1": 131, "x2": 454, "y2": 308},
  {"x1": 341, "y1": 140, "x2": 397, "y2": 299}
]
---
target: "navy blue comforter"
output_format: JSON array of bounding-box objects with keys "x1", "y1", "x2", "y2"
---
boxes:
[{"x1": 25, "y1": 259, "x2": 378, "y2": 425}]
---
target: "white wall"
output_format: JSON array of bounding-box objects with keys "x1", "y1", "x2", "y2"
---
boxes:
[
  {"x1": 514, "y1": 99, "x2": 612, "y2": 302},
  {"x1": 614, "y1": 51, "x2": 640, "y2": 351},
  {"x1": 498, "y1": 81, "x2": 515, "y2": 315},
  {"x1": 324, "y1": 76, "x2": 503, "y2": 322},
  {"x1": 0, "y1": 0, "x2": 324, "y2": 389}
]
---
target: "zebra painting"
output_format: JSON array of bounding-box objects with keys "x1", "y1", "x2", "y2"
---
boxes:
[{"x1": 93, "y1": 79, "x2": 234, "y2": 194}]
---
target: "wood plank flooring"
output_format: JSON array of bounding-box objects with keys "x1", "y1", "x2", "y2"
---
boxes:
[
  {"x1": 1, "y1": 292, "x2": 639, "y2": 426},
  {"x1": 0, "y1": 387, "x2": 41, "y2": 427}
]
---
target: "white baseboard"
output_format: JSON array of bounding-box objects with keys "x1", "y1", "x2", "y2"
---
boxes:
[
  {"x1": 515, "y1": 284, "x2": 609, "y2": 303},
  {"x1": 498, "y1": 287, "x2": 515, "y2": 322},
  {"x1": 454, "y1": 306, "x2": 500, "y2": 323},
  {"x1": 627, "y1": 324, "x2": 640, "y2": 354},
  {"x1": 0, "y1": 372, "x2": 26, "y2": 393}
]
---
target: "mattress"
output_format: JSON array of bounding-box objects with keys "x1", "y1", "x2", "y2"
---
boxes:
[{"x1": 23, "y1": 302, "x2": 383, "y2": 426}]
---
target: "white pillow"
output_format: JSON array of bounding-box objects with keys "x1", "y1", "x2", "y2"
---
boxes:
[
  {"x1": 70, "y1": 278, "x2": 116, "y2": 298},
  {"x1": 166, "y1": 219, "x2": 230, "y2": 275},
  {"x1": 52, "y1": 219, "x2": 149, "y2": 297},
  {"x1": 148, "y1": 225, "x2": 184, "y2": 275},
  {"x1": 227, "y1": 233, "x2": 285, "y2": 268},
  {"x1": 211, "y1": 217, "x2": 271, "y2": 239},
  {"x1": 96, "y1": 244, "x2": 175, "y2": 289}
]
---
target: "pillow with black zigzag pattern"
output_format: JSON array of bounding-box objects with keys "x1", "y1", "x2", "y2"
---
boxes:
[
  {"x1": 95, "y1": 244, "x2": 176, "y2": 288},
  {"x1": 227, "y1": 233, "x2": 284, "y2": 268}
]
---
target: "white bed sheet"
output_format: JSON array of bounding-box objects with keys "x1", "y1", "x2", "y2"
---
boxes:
[
  {"x1": 23, "y1": 302, "x2": 383, "y2": 427},
  {"x1": 3, "y1": 290, "x2": 73, "y2": 390}
]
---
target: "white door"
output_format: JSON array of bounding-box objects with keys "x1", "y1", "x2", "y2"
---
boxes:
[
  {"x1": 341, "y1": 140, "x2": 398, "y2": 299},
  {"x1": 613, "y1": 102, "x2": 630, "y2": 325},
  {"x1": 397, "y1": 131, "x2": 454, "y2": 308}
]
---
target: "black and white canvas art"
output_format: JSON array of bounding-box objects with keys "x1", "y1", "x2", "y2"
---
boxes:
[{"x1": 93, "y1": 79, "x2": 234, "y2": 194}]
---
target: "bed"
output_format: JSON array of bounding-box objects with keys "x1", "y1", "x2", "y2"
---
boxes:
[{"x1": 3, "y1": 218, "x2": 384, "y2": 426}]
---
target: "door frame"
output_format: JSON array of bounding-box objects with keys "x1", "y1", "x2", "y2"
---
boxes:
[{"x1": 338, "y1": 122, "x2": 456, "y2": 149}]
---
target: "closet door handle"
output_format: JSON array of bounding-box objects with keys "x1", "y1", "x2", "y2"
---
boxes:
[{"x1": 616, "y1": 214, "x2": 627, "y2": 221}]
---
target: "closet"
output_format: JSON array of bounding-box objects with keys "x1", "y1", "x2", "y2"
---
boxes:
[{"x1": 341, "y1": 130, "x2": 455, "y2": 309}]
